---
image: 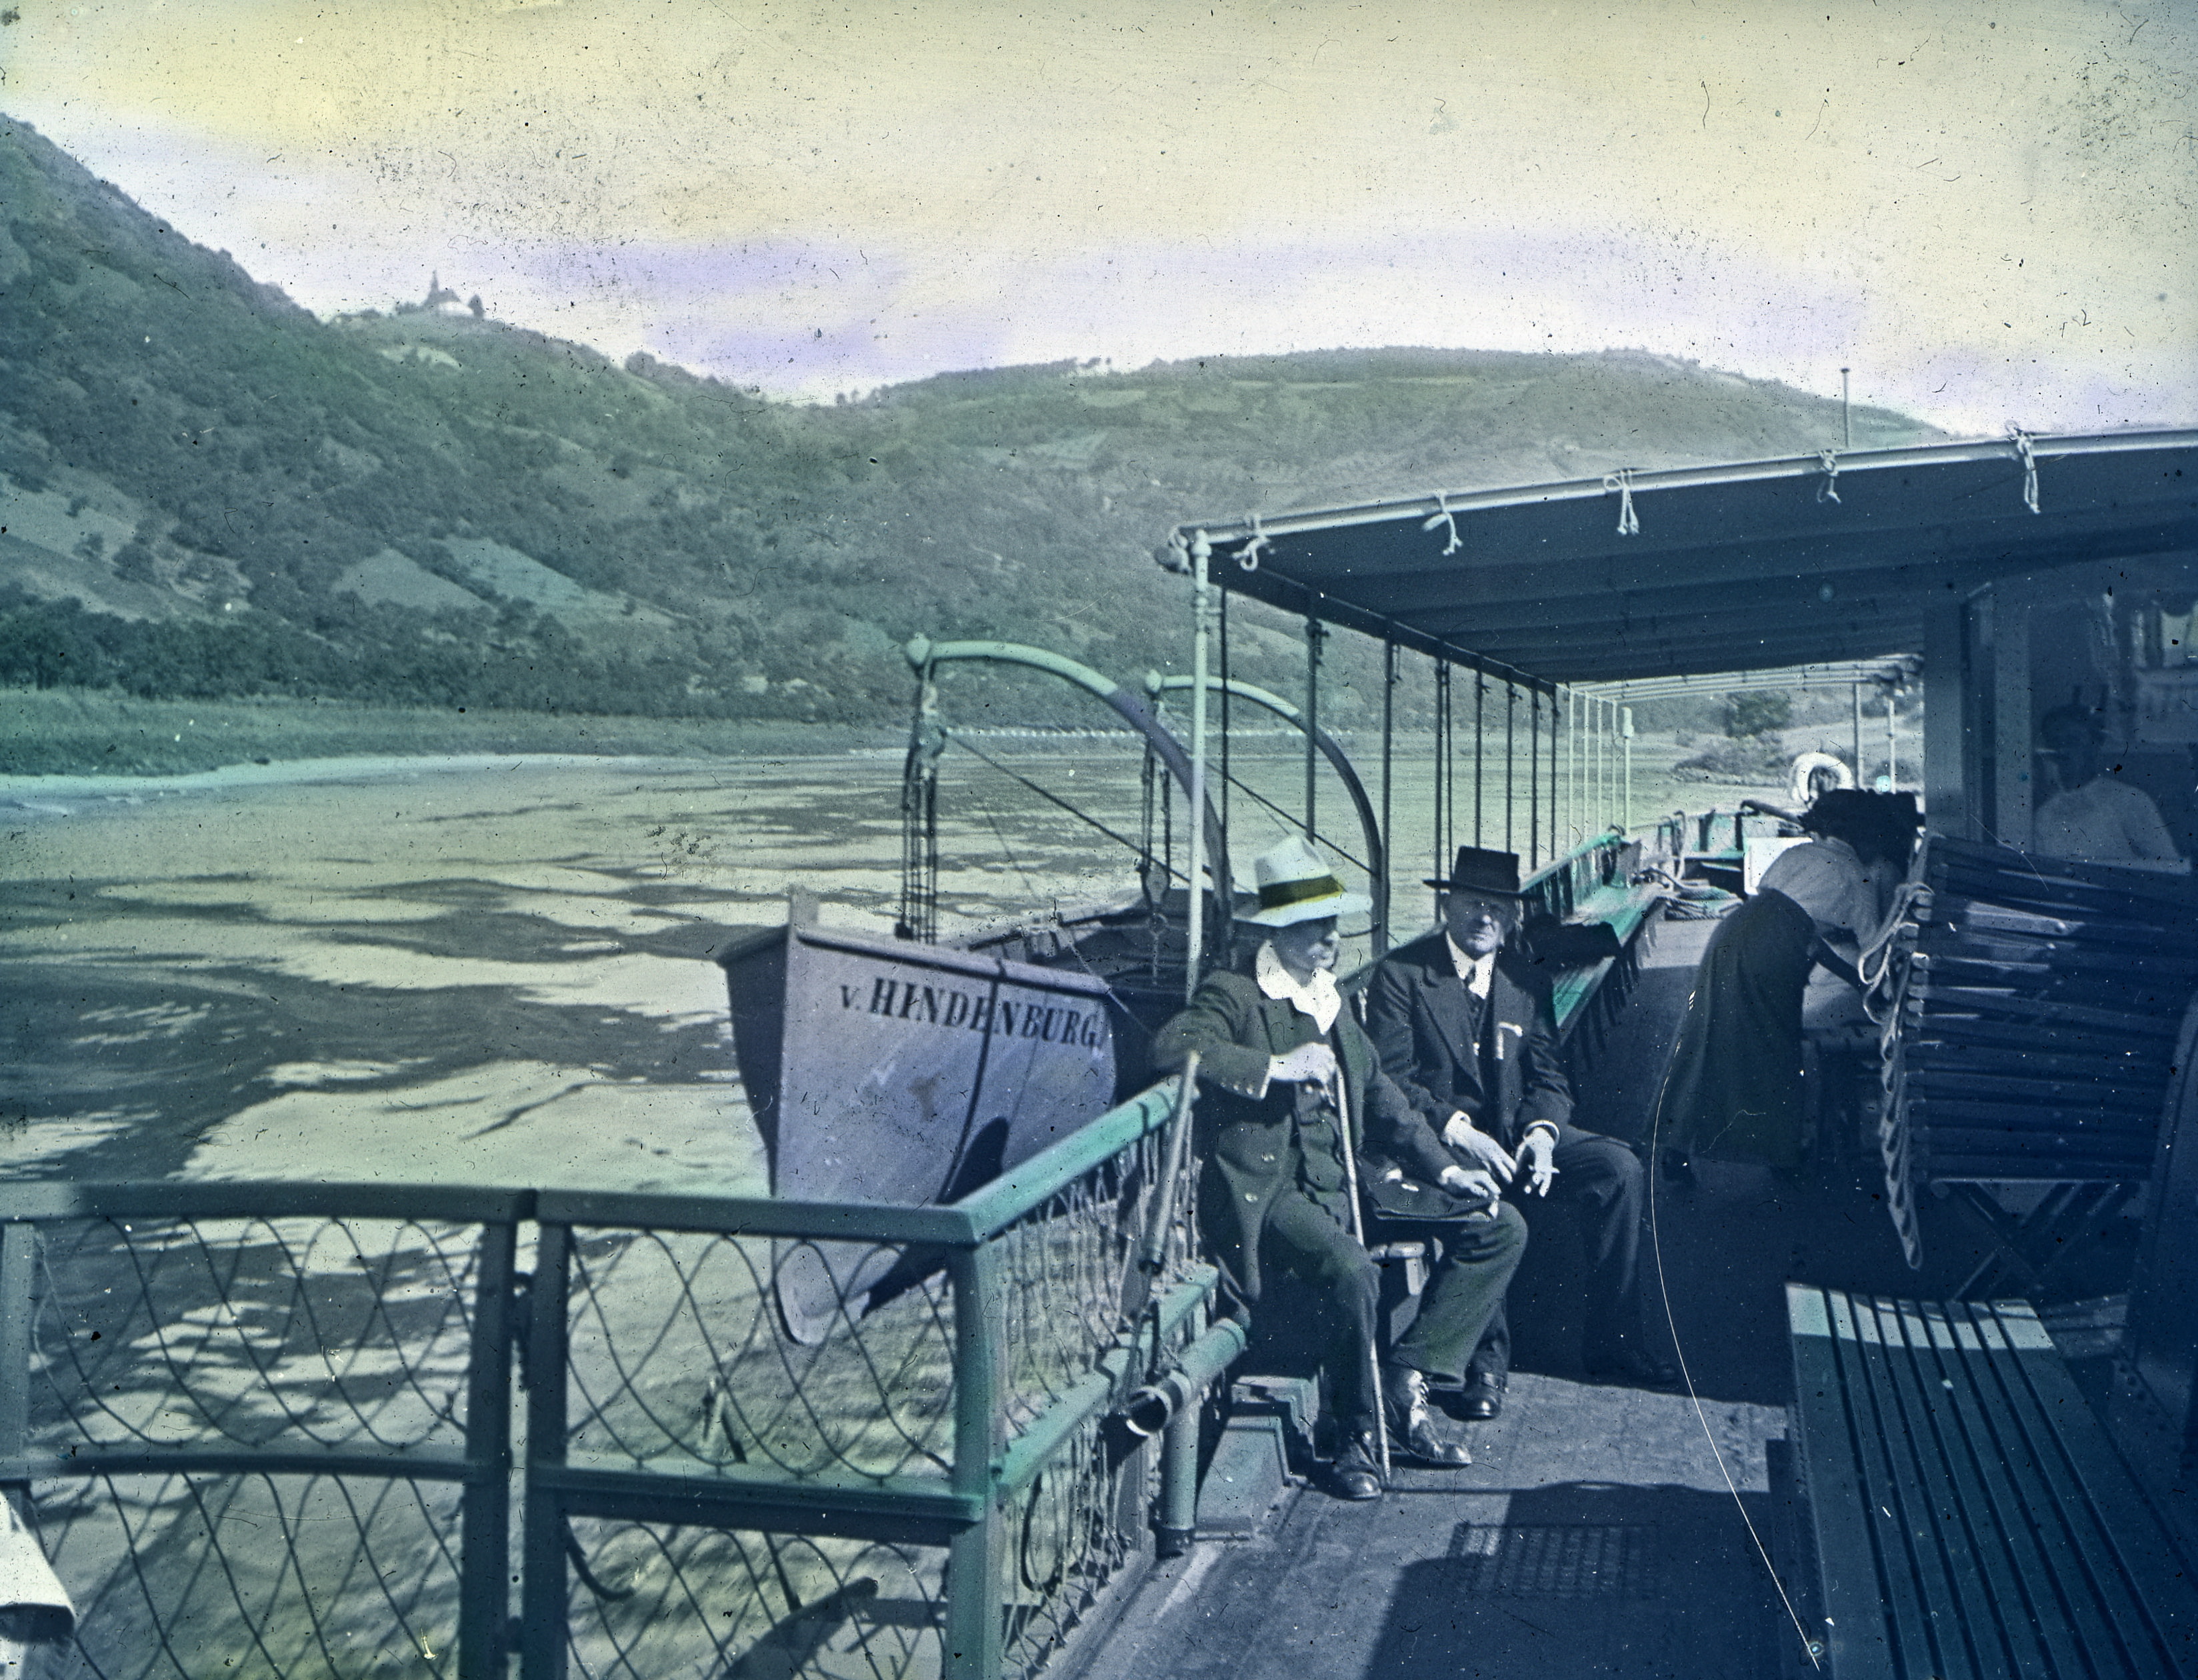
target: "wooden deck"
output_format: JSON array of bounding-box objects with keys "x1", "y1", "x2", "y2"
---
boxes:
[{"x1": 1074, "y1": 916, "x2": 2126, "y2": 1680}]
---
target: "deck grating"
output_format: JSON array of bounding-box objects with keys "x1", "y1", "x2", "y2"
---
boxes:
[{"x1": 1444, "y1": 1521, "x2": 1660, "y2": 1598}]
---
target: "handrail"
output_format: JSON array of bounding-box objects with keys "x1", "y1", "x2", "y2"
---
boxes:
[
  {"x1": 1520, "y1": 824, "x2": 1627, "y2": 898},
  {"x1": 0, "y1": 1180, "x2": 536, "y2": 1223},
  {"x1": 11, "y1": 1083, "x2": 1183, "y2": 1255},
  {"x1": 950, "y1": 1081, "x2": 1179, "y2": 1239}
]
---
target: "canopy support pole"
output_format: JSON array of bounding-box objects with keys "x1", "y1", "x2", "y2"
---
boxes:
[
  {"x1": 1853, "y1": 682, "x2": 1864, "y2": 788},
  {"x1": 1380, "y1": 639, "x2": 1397, "y2": 957},
  {"x1": 1304, "y1": 617, "x2": 1324, "y2": 840},
  {"x1": 1530, "y1": 689, "x2": 1542, "y2": 867},
  {"x1": 1219, "y1": 579, "x2": 1232, "y2": 845},
  {"x1": 1505, "y1": 681, "x2": 1519, "y2": 857},
  {"x1": 1185, "y1": 536, "x2": 1213, "y2": 1001},
  {"x1": 1434, "y1": 660, "x2": 1453, "y2": 907},
  {"x1": 1886, "y1": 681, "x2": 1899, "y2": 791},
  {"x1": 1473, "y1": 673, "x2": 1487, "y2": 847}
]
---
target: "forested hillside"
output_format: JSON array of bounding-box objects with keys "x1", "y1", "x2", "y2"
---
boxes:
[{"x1": 1, "y1": 115, "x2": 1943, "y2": 727}]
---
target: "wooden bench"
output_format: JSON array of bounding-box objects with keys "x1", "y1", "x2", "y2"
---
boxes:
[
  {"x1": 1528, "y1": 874, "x2": 1666, "y2": 1084},
  {"x1": 1784, "y1": 1283, "x2": 2198, "y2": 1678},
  {"x1": 1545, "y1": 879, "x2": 1661, "y2": 1043}
]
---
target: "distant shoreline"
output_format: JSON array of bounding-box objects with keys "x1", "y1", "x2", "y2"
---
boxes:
[
  {"x1": 0, "y1": 687, "x2": 1367, "y2": 779},
  {"x1": 0, "y1": 686, "x2": 905, "y2": 778}
]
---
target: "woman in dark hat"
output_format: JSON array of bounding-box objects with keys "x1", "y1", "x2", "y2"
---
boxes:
[{"x1": 1652, "y1": 791, "x2": 1920, "y2": 1177}]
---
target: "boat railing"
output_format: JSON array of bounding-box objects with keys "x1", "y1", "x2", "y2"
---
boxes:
[
  {"x1": 1518, "y1": 823, "x2": 1648, "y2": 925},
  {"x1": 1683, "y1": 805, "x2": 1794, "y2": 858},
  {"x1": 0, "y1": 1079, "x2": 1214, "y2": 1680}
]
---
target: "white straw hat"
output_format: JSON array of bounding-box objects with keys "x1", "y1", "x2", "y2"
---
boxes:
[{"x1": 1241, "y1": 837, "x2": 1369, "y2": 927}]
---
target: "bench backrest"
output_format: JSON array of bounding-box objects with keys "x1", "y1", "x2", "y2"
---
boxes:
[{"x1": 2123, "y1": 993, "x2": 2198, "y2": 1467}]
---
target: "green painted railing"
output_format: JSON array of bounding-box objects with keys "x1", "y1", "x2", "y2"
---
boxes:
[{"x1": 0, "y1": 1079, "x2": 1215, "y2": 1680}]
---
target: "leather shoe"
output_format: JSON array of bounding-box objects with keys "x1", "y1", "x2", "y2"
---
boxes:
[
  {"x1": 1455, "y1": 1371, "x2": 1506, "y2": 1421},
  {"x1": 1385, "y1": 1366, "x2": 1472, "y2": 1468},
  {"x1": 1332, "y1": 1431, "x2": 1383, "y2": 1501},
  {"x1": 1583, "y1": 1346, "x2": 1684, "y2": 1390}
]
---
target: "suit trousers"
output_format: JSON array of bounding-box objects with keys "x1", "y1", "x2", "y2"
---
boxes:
[
  {"x1": 1264, "y1": 1189, "x2": 1527, "y2": 1434},
  {"x1": 1466, "y1": 1125, "x2": 1650, "y2": 1379},
  {"x1": 1261, "y1": 1191, "x2": 1383, "y2": 1436},
  {"x1": 1387, "y1": 1200, "x2": 1529, "y2": 1383}
]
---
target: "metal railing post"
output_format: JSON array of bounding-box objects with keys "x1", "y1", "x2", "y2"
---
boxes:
[
  {"x1": 460, "y1": 1220, "x2": 518, "y2": 1679},
  {"x1": 519, "y1": 1221, "x2": 572, "y2": 1680},
  {"x1": 944, "y1": 1242, "x2": 1005, "y2": 1680},
  {"x1": 1156, "y1": 1399, "x2": 1201, "y2": 1558}
]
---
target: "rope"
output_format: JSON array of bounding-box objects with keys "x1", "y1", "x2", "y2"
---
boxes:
[
  {"x1": 1815, "y1": 448, "x2": 1842, "y2": 505},
  {"x1": 2011, "y1": 429, "x2": 2041, "y2": 514},
  {"x1": 1421, "y1": 491, "x2": 1463, "y2": 556},
  {"x1": 1859, "y1": 880, "x2": 1931, "y2": 1270},
  {"x1": 943, "y1": 730, "x2": 1187, "y2": 881},
  {"x1": 1603, "y1": 469, "x2": 1641, "y2": 536},
  {"x1": 1234, "y1": 513, "x2": 1270, "y2": 571},
  {"x1": 1211, "y1": 762, "x2": 1371, "y2": 873},
  {"x1": 1645, "y1": 1027, "x2": 1824, "y2": 1671}
]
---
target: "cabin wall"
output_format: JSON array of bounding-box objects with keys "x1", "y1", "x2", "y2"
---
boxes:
[
  {"x1": 1955, "y1": 555, "x2": 2197, "y2": 862},
  {"x1": 1923, "y1": 601, "x2": 1970, "y2": 838}
]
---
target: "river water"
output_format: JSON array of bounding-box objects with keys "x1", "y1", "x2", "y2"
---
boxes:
[{"x1": 1, "y1": 730, "x2": 1651, "y2": 1189}]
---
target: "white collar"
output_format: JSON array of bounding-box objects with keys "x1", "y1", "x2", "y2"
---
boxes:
[
  {"x1": 1255, "y1": 942, "x2": 1342, "y2": 1034},
  {"x1": 1443, "y1": 933, "x2": 1496, "y2": 999}
]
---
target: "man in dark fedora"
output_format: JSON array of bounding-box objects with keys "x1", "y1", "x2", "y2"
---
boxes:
[
  {"x1": 1365, "y1": 845, "x2": 1677, "y2": 1417},
  {"x1": 1153, "y1": 837, "x2": 1527, "y2": 1499}
]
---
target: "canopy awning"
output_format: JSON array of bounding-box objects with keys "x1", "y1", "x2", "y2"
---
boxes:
[{"x1": 1167, "y1": 429, "x2": 2198, "y2": 684}]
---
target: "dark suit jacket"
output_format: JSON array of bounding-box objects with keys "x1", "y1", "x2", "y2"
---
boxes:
[
  {"x1": 1362, "y1": 930, "x2": 1573, "y2": 1152},
  {"x1": 1153, "y1": 965, "x2": 1453, "y2": 1304}
]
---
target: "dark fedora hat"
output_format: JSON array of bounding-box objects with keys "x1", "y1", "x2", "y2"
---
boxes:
[{"x1": 1424, "y1": 845, "x2": 1525, "y2": 895}]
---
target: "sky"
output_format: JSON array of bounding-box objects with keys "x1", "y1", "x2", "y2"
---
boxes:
[{"x1": 5, "y1": 0, "x2": 2193, "y2": 435}]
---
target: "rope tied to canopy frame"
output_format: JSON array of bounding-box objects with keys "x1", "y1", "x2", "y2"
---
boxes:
[
  {"x1": 1422, "y1": 490, "x2": 1463, "y2": 556},
  {"x1": 2011, "y1": 429, "x2": 2041, "y2": 515},
  {"x1": 1815, "y1": 448, "x2": 1843, "y2": 505},
  {"x1": 1233, "y1": 513, "x2": 1271, "y2": 571},
  {"x1": 1603, "y1": 469, "x2": 1641, "y2": 536}
]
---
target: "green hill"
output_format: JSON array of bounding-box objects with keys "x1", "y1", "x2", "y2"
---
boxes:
[{"x1": 0, "y1": 114, "x2": 1943, "y2": 731}]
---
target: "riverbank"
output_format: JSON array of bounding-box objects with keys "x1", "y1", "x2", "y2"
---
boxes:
[{"x1": 0, "y1": 686, "x2": 903, "y2": 776}]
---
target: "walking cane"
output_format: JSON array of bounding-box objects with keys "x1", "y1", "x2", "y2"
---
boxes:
[
  {"x1": 1121, "y1": 1053, "x2": 1199, "y2": 1330},
  {"x1": 1331, "y1": 1068, "x2": 1391, "y2": 1485}
]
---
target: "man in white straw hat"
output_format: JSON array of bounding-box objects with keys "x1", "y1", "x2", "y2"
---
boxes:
[{"x1": 1153, "y1": 836, "x2": 1526, "y2": 1501}]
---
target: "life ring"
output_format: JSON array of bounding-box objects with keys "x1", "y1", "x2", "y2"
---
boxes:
[{"x1": 1789, "y1": 751, "x2": 1855, "y2": 809}]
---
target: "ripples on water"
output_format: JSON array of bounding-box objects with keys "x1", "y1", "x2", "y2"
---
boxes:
[{"x1": 1, "y1": 735, "x2": 1595, "y2": 1187}]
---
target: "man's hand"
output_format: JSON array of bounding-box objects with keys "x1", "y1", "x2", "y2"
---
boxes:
[
  {"x1": 1518, "y1": 1127, "x2": 1559, "y2": 1196},
  {"x1": 1437, "y1": 1163, "x2": 1501, "y2": 1202},
  {"x1": 1441, "y1": 1113, "x2": 1516, "y2": 1183},
  {"x1": 1267, "y1": 1042, "x2": 1338, "y2": 1085}
]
